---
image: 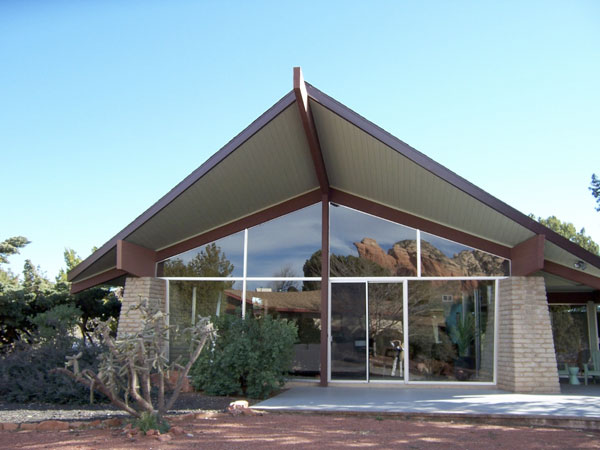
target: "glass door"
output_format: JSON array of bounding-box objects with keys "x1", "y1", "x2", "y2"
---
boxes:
[
  {"x1": 330, "y1": 283, "x2": 367, "y2": 380},
  {"x1": 368, "y1": 283, "x2": 405, "y2": 381},
  {"x1": 330, "y1": 281, "x2": 406, "y2": 382}
]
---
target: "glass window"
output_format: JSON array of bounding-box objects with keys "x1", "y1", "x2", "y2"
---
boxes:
[
  {"x1": 247, "y1": 204, "x2": 321, "y2": 278},
  {"x1": 408, "y1": 280, "x2": 495, "y2": 382},
  {"x1": 168, "y1": 280, "x2": 241, "y2": 361},
  {"x1": 235, "y1": 280, "x2": 322, "y2": 379},
  {"x1": 158, "y1": 232, "x2": 244, "y2": 278},
  {"x1": 330, "y1": 205, "x2": 418, "y2": 277},
  {"x1": 550, "y1": 305, "x2": 590, "y2": 367},
  {"x1": 420, "y1": 233, "x2": 510, "y2": 277}
]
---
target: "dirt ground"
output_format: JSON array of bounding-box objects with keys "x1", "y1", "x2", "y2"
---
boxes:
[{"x1": 2, "y1": 412, "x2": 600, "y2": 450}]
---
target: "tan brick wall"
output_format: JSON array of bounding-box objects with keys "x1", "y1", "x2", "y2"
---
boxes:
[
  {"x1": 117, "y1": 277, "x2": 167, "y2": 338},
  {"x1": 497, "y1": 277, "x2": 560, "y2": 393}
]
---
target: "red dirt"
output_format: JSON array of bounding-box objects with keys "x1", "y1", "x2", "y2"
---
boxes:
[{"x1": 1, "y1": 412, "x2": 599, "y2": 449}]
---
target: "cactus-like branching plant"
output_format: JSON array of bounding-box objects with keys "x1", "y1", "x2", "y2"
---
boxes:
[{"x1": 53, "y1": 298, "x2": 214, "y2": 420}]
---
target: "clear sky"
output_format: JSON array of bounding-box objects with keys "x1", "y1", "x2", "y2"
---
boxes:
[{"x1": 2, "y1": 0, "x2": 599, "y2": 280}]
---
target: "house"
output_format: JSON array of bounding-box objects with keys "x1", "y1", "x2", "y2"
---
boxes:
[{"x1": 68, "y1": 68, "x2": 600, "y2": 393}]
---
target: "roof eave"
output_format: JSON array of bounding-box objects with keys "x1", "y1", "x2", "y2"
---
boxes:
[{"x1": 68, "y1": 90, "x2": 297, "y2": 282}]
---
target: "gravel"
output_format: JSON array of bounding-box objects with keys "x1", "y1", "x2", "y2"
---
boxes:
[{"x1": 0, "y1": 392, "x2": 252, "y2": 424}]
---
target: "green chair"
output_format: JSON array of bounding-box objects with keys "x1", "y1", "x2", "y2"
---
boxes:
[{"x1": 583, "y1": 350, "x2": 600, "y2": 385}]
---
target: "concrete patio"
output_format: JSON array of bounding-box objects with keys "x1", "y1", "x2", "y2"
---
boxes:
[{"x1": 253, "y1": 381, "x2": 600, "y2": 428}]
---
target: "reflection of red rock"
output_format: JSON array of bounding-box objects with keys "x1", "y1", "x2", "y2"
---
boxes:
[{"x1": 354, "y1": 239, "x2": 506, "y2": 277}]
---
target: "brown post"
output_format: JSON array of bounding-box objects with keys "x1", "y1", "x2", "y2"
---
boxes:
[{"x1": 320, "y1": 193, "x2": 330, "y2": 386}]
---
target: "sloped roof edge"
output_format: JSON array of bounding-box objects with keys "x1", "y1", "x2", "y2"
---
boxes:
[
  {"x1": 304, "y1": 82, "x2": 600, "y2": 270},
  {"x1": 68, "y1": 90, "x2": 297, "y2": 282}
]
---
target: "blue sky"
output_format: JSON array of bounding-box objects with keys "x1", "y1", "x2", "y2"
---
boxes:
[{"x1": 2, "y1": 1, "x2": 599, "y2": 279}]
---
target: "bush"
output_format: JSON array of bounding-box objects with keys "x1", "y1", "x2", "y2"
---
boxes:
[
  {"x1": 190, "y1": 313, "x2": 298, "y2": 399},
  {"x1": 0, "y1": 338, "x2": 105, "y2": 404}
]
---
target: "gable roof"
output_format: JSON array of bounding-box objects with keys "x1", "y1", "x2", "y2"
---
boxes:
[{"x1": 69, "y1": 69, "x2": 600, "y2": 293}]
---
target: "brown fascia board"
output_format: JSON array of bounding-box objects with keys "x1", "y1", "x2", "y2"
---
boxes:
[
  {"x1": 70, "y1": 268, "x2": 127, "y2": 294},
  {"x1": 304, "y1": 83, "x2": 600, "y2": 271},
  {"x1": 544, "y1": 261, "x2": 600, "y2": 291},
  {"x1": 68, "y1": 90, "x2": 297, "y2": 283},
  {"x1": 547, "y1": 291, "x2": 599, "y2": 304}
]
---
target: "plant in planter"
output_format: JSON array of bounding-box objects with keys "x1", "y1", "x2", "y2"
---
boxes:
[{"x1": 450, "y1": 312, "x2": 475, "y2": 380}]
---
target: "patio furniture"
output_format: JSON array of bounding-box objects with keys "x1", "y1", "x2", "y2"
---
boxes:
[
  {"x1": 568, "y1": 366, "x2": 581, "y2": 385},
  {"x1": 583, "y1": 350, "x2": 600, "y2": 385},
  {"x1": 557, "y1": 363, "x2": 569, "y2": 379}
]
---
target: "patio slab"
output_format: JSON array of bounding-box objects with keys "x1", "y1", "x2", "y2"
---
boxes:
[{"x1": 254, "y1": 384, "x2": 600, "y2": 419}]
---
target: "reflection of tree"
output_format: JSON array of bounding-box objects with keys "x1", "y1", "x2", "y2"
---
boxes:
[
  {"x1": 163, "y1": 243, "x2": 234, "y2": 278},
  {"x1": 302, "y1": 250, "x2": 389, "y2": 285},
  {"x1": 167, "y1": 243, "x2": 234, "y2": 319},
  {"x1": 550, "y1": 306, "x2": 587, "y2": 364},
  {"x1": 368, "y1": 283, "x2": 403, "y2": 343},
  {"x1": 271, "y1": 264, "x2": 300, "y2": 292}
]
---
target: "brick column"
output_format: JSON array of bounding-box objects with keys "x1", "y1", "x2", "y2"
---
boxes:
[
  {"x1": 497, "y1": 276, "x2": 560, "y2": 393},
  {"x1": 117, "y1": 277, "x2": 167, "y2": 337}
]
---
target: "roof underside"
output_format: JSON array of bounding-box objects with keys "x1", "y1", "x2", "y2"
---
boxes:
[{"x1": 69, "y1": 78, "x2": 600, "y2": 292}]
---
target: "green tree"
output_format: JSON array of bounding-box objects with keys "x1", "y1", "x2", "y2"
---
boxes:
[
  {"x1": 56, "y1": 248, "x2": 82, "y2": 283},
  {"x1": 0, "y1": 236, "x2": 30, "y2": 288},
  {"x1": 591, "y1": 174, "x2": 600, "y2": 212},
  {"x1": 0, "y1": 236, "x2": 30, "y2": 265},
  {"x1": 22, "y1": 259, "x2": 51, "y2": 293},
  {"x1": 530, "y1": 214, "x2": 600, "y2": 255}
]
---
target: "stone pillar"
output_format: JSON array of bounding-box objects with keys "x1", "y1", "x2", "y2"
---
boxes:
[
  {"x1": 497, "y1": 277, "x2": 560, "y2": 393},
  {"x1": 117, "y1": 277, "x2": 167, "y2": 338}
]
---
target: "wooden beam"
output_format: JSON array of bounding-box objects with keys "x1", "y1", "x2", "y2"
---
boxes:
[
  {"x1": 330, "y1": 189, "x2": 512, "y2": 259},
  {"x1": 117, "y1": 240, "x2": 157, "y2": 277},
  {"x1": 70, "y1": 268, "x2": 127, "y2": 294},
  {"x1": 294, "y1": 67, "x2": 329, "y2": 194},
  {"x1": 547, "y1": 291, "x2": 599, "y2": 304},
  {"x1": 544, "y1": 261, "x2": 600, "y2": 290},
  {"x1": 511, "y1": 235, "x2": 545, "y2": 276},
  {"x1": 156, "y1": 190, "x2": 321, "y2": 262}
]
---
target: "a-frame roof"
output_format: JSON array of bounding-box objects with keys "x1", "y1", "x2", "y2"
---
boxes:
[{"x1": 68, "y1": 68, "x2": 600, "y2": 294}]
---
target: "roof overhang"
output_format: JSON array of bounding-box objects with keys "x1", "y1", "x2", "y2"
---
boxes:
[{"x1": 69, "y1": 68, "x2": 600, "y2": 295}]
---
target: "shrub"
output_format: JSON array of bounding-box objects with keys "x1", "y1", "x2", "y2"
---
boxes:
[
  {"x1": 190, "y1": 313, "x2": 298, "y2": 399},
  {"x1": 0, "y1": 338, "x2": 104, "y2": 404}
]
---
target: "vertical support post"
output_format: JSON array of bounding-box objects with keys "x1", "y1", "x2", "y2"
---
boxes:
[
  {"x1": 242, "y1": 228, "x2": 248, "y2": 318},
  {"x1": 320, "y1": 193, "x2": 330, "y2": 386},
  {"x1": 587, "y1": 301, "x2": 599, "y2": 353}
]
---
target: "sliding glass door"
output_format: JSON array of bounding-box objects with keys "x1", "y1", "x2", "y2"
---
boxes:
[{"x1": 330, "y1": 281, "x2": 405, "y2": 382}]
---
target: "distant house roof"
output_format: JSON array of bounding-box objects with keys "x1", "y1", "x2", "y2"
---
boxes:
[
  {"x1": 225, "y1": 289, "x2": 321, "y2": 314},
  {"x1": 68, "y1": 68, "x2": 600, "y2": 294}
]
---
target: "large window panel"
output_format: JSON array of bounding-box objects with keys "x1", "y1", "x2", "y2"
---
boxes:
[
  {"x1": 230, "y1": 280, "x2": 322, "y2": 379},
  {"x1": 330, "y1": 205, "x2": 418, "y2": 277},
  {"x1": 159, "y1": 232, "x2": 244, "y2": 277},
  {"x1": 550, "y1": 305, "x2": 589, "y2": 367},
  {"x1": 408, "y1": 280, "x2": 495, "y2": 382},
  {"x1": 420, "y1": 232, "x2": 509, "y2": 277},
  {"x1": 168, "y1": 280, "x2": 241, "y2": 361},
  {"x1": 247, "y1": 204, "x2": 321, "y2": 278}
]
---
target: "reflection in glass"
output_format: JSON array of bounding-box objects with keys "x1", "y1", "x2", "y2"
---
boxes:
[
  {"x1": 159, "y1": 232, "x2": 244, "y2": 277},
  {"x1": 331, "y1": 283, "x2": 367, "y2": 380},
  {"x1": 369, "y1": 283, "x2": 404, "y2": 380},
  {"x1": 408, "y1": 280, "x2": 495, "y2": 382},
  {"x1": 225, "y1": 281, "x2": 322, "y2": 379},
  {"x1": 330, "y1": 205, "x2": 417, "y2": 277},
  {"x1": 168, "y1": 280, "x2": 241, "y2": 361},
  {"x1": 550, "y1": 305, "x2": 589, "y2": 368},
  {"x1": 247, "y1": 204, "x2": 321, "y2": 278},
  {"x1": 420, "y1": 233, "x2": 510, "y2": 277}
]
